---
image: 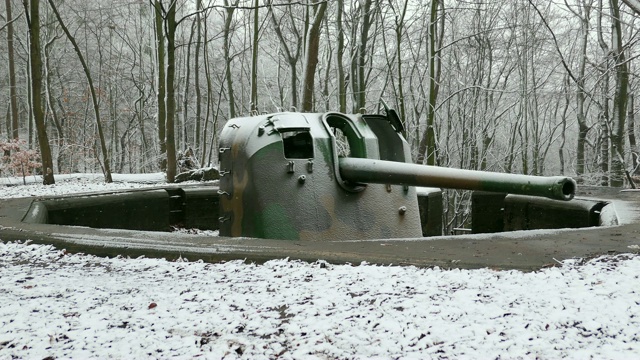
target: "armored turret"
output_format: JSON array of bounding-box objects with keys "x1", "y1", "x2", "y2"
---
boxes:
[{"x1": 218, "y1": 110, "x2": 575, "y2": 241}]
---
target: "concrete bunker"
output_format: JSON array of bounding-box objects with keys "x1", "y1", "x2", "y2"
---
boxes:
[{"x1": 21, "y1": 186, "x2": 614, "y2": 237}]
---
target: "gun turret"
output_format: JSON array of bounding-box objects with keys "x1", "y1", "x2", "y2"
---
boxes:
[{"x1": 218, "y1": 111, "x2": 576, "y2": 241}]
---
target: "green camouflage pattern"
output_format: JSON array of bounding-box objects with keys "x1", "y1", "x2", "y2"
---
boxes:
[
  {"x1": 218, "y1": 112, "x2": 423, "y2": 240},
  {"x1": 218, "y1": 111, "x2": 576, "y2": 241}
]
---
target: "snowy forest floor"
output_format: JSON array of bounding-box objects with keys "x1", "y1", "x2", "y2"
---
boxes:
[{"x1": 0, "y1": 175, "x2": 639, "y2": 359}]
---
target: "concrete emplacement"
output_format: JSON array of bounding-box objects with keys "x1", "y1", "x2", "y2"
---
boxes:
[{"x1": 1, "y1": 184, "x2": 639, "y2": 271}]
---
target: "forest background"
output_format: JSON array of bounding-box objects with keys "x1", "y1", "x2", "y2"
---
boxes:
[{"x1": 1, "y1": 0, "x2": 640, "y2": 190}]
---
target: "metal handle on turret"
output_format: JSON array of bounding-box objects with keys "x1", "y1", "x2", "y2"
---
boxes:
[{"x1": 338, "y1": 157, "x2": 576, "y2": 201}]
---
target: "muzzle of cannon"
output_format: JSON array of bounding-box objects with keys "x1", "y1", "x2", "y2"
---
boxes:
[{"x1": 217, "y1": 110, "x2": 576, "y2": 241}]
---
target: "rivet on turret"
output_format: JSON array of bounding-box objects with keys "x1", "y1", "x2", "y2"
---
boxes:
[
  {"x1": 398, "y1": 206, "x2": 407, "y2": 215},
  {"x1": 298, "y1": 175, "x2": 306, "y2": 184}
]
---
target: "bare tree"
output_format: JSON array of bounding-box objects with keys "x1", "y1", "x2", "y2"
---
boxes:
[
  {"x1": 165, "y1": 0, "x2": 178, "y2": 182},
  {"x1": 154, "y1": 0, "x2": 167, "y2": 171},
  {"x1": 336, "y1": 0, "x2": 347, "y2": 112},
  {"x1": 23, "y1": 0, "x2": 55, "y2": 184},
  {"x1": 5, "y1": 0, "x2": 19, "y2": 142},
  {"x1": 268, "y1": 0, "x2": 303, "y2": 110},
  {"x1": 301, "y1": 1, "x2": 327, "y2": 111},
  {"x1": 47, "y1": 0, "x2": 113, "y2": 183},
  {"x1": 417, "y1": 0, "x2": 444, "y2": 165},
  {"x1": 251, "y1": 0, "x2": 259, "y2": 113},
  {"x1": 222, "y1": 0, "x2": 239, "y2": 119},
  {"x1": 609, "y1": 0, "x2": 629, "y2": 187}
]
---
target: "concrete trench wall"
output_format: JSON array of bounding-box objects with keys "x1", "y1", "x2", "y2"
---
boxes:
[
  {"x1": 21, "y1": 187, "x2": 609, "y2": 237},
  {"x1": 22, "y1": 187, "x2": 220, "y2": 232},
  {"x1": 471, "y1": 192, "x2": 611, "y2": 234}
]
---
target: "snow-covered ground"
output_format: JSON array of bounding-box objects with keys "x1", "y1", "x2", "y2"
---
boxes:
[{"x1": 1, "y1": 175, "x2": 639, "y2": 359}]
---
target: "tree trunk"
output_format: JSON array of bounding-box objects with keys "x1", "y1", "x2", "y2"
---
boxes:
[
  {"x1": 44, "y1": 36, "x2": 65, "y2": 172},
  {"x1": 395, "y1": 0, "x2": 409, "y2": 131},
  {"x1": 250, "y1": 0, "x2": 259, "y2": 113},
  {"x1": 194, "y1": 0, "x2": 202, "y2": 154},
  {"x1": 301, "y1": 1, "x2": 327, "y2": 111},
  {"x1": 154, "y1": 0, "x2": 167, "y2": 171},
  {"x1": 629, "y1": 95, "x2": 639, "y2": 175},
  {"x1": 609, "y1": 0, "x2": 629, "y2": 187},
  {"x1": 165, "y1": 1, "x2": 178, "y2": 183},
  {"x1": 356, "y1": 0, "x2": 373, "y2": 112},
  {"x1": 336, "y1": 0, "x2": 346, "y2": 113},
  {"x1": 417, "y1": 0, "x2": 442, "y2": 165},
  {"x1": 201, "y1": 14, "x2": 213, "y2": 166},
  {"x1": 24, "y1": 0, "x2": 55, "y2": 185},
  {"x1": 182, "y1": 21, "x2": 195, "y2": 150},
  {"x1": 6, "y1": 0, "x2": 19, "y2": 142},
  {"x1": 223, "y1": 0, "x2": 238, "y2": 119}
]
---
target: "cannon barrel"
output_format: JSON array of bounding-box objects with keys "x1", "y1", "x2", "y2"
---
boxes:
[{"x1": 338, "y1": 158, "x2": 576, "y2": 201}]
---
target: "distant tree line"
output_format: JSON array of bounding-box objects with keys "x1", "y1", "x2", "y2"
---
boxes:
[{"x1": 0, "y1": 0, "x2": 638, "y2": 191}]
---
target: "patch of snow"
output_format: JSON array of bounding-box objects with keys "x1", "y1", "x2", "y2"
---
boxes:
[
  {"x1": 0, "y1": 241, "x2": 638, "y2": 359},
  {"x1": 599, "y1": 203, "x2": 620, "y2": 226},
  {"x1": 2, "y1": 174, "x2": 640, "y2": 358},
  {"x1": 0, "y1": 172, "x2": 166, "y2": 186},
  {"x1": 171, "y1": 227, "x2": 220, "y2": 237}
]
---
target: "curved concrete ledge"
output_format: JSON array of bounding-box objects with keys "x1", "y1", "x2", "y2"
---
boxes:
[{"x1": 1, "y1": 186, "x2": 639, "y2": 271}]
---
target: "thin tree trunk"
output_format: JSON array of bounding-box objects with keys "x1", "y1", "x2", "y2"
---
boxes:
[
  {"x1": 194, "y1": 0, "x2": 202, "y2": 155},
  {"x1": 44, "y1": 35, "x2": 65, "y2": 172},
  {"x1": 559, "y1": 75, "x2": 570, "y2": 175},
  {"x1": 6, "y1": 0, "x2": 19, "y2": 141},
  {"x1": 165, "y1": 1, "x2": 178, "y2": 183},
  {"x1": 223, "y1": 0, "x2": 238, "y2": 119},
  {"x1": 201, "y1": 13, "x2": 213, "y2": 166},
  {"x1": 183, "y1": 20, "x2": 195, "y2": 149},
  {"x1": 154, "y1": 0, "x2": 167, "y2": 170},
  {"x1": 356, "y1": 0, "x2": 373, "y2": 112},
  {"x1": 301, "y1": 1, "x2": 327, "y2": 111},
  {"x1": 250, "y1": 0, "x2": 259, "y2": 113},
  {"x1": 609, "y1": 0, "x2": 629, "y2": 187},
  {"x1": 629, "y1": 95, "x2": 639, "y2": 175},
  {"x1": 24, "y1": 0, "x2": 55, "y2": 185},
  {"x1": 417, "y1": 0, "x2": 442, "y2": 165},
  {"x1": 336, "y1": 0, "x2": 346, "y2": 112},
  {"x1": 395, "y1": 0, "x2": 408, "y2": 129}
]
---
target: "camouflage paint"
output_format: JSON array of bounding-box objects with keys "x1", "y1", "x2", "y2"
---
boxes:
[
  {"x1": 218, "y1": 112, "x2": 423, "y2": 240},
  {"x1": 218, "y1": 111, "x2": 576, "y2": 241}
]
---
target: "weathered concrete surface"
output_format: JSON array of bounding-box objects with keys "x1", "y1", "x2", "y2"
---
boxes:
[{"x1": 1, "y1": 186, "x2": 639, "y2": 271}]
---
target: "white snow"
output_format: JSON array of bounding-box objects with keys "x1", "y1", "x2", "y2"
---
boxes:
[{"x1": 1, "y1": 175, "x2": 639, "y2": 359}]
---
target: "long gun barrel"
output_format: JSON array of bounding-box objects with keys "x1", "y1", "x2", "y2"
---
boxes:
[{"x1": 339, "y1": 158, "x2": 576, "y2": 201}]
